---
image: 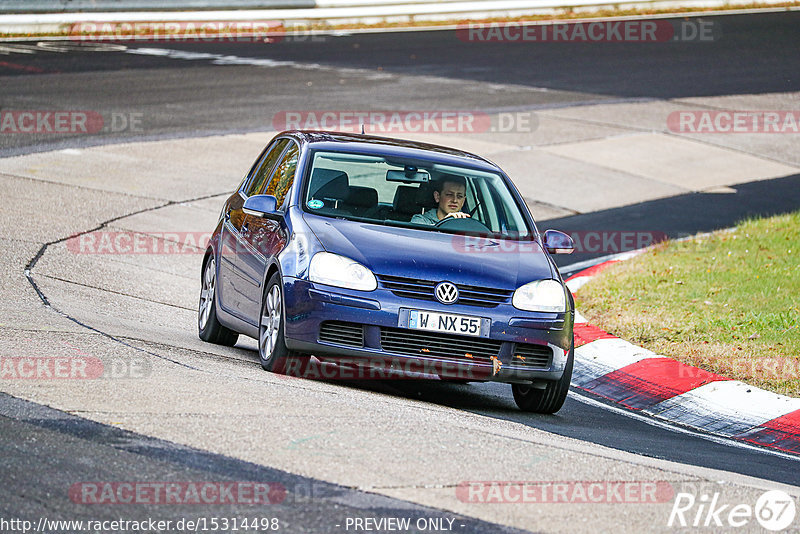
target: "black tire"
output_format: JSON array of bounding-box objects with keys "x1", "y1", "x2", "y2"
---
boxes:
[
  {"x1": 512, "y1": 339, "x2": 574, "y2": 414},
  {"x1": 198, "y1": 254, "x2": 239, "y2": 346},
  {"x1": 259, "y1": 272, "x2": 302, "y2": 373}
]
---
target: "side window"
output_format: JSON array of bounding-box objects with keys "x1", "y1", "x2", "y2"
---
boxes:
[
  {"x1": 244, "y1": 139, "x2": 289, "y2": 197},
  {"x1": 263, "y1": 143, "x2": 300, "y2": 208}
]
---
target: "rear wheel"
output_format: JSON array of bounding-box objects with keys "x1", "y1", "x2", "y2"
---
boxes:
[
  {"x1": 198, "y1": 255, "x2": 239, "y2": 346},
  {"x1": 512, "y1": 339, "x2": 573, "y2": 413},
  {"x1": 259, "y1": 272, "x2": 303, "y2": 373}
]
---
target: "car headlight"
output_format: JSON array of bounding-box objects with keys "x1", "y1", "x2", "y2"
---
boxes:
[
  {"x1": 512, "y1": 279, "x2": 566, "y2": 312},
  {"x1": 309, "y1": 252, "x2": 377, "y2": 291}
]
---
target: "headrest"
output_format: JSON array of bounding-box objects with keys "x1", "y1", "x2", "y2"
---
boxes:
[
  {"x1": 347, "y1": 186, "x2": 378, "y2": 208},
  {"x1": 392, "y1": 185, "x2": 423, "y2": 214},
  {"x1": 416, "y1": 182, "x2": 438, "y2": 209},
  {"x1": 310, "y1": 169, "x2": 349, "y2": 200}
]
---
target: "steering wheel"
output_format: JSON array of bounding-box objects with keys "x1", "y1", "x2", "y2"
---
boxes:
[{"x1": 434, "y1": 215, "x2": 490, "y2": 232}]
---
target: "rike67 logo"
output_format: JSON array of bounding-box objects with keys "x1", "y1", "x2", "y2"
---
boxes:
[{"x1": 668, "y1": 489, "x2": 797, "y2": 531}]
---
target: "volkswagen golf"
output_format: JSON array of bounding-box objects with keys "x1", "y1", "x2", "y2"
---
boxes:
[{"x1": 198, "y1": 130, "x2": 576, "y2": 413}]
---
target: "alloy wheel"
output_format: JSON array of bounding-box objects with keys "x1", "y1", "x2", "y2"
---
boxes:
[{"x1": 260, "y1": 284, "x2": 282, "y2": 359}]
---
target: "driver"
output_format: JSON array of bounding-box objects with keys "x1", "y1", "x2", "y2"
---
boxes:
[{"x1": 411, "y1": 175, "x2": 470, "y2": 225}]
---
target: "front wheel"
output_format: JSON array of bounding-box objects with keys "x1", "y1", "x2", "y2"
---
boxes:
[
  {"x1": 198, "y1": 255, "x2": 239, "y2": 346},
  {"x1": 512, "y1": 339, "x2": 573, "y2": 413},
  {"x1": 259, "y1": 272, "x2": 302, "y2": 373}
]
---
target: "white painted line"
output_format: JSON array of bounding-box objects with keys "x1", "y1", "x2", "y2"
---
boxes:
[
  {"x1": 122, "y1": 47, "x2": 402, "y2": 82},
  {"x1": 573, "y1": 338, "x2": 658, "y2": 385},
  {"x1": 577, "y1": 337, "x2": 657, "y2": 368},
  {"x1": 568, "y1": 390, "x2": 800, "y2": 463},
  {"x1": 645, "y1": 381, "x2": 800, "y2": 437}
]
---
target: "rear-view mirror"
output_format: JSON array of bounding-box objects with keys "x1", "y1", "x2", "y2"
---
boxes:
[{"x1": 386, "y1": 168, "x2": 430, "y2": 183}]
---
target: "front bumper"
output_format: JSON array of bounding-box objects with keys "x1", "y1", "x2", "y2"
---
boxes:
[{"x1": 282, "y1": 277, "x2": 573, "y2": 384}]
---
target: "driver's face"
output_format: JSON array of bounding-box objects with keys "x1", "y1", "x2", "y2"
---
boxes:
[{"x1": 434, "y1": 182, "x2": 466, "y2": 214}]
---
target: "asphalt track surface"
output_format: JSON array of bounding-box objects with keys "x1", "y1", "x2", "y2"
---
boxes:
[
  {"x1": 0, "y1": 393, "x2": 525, "y2": 533},
  {"x1": 2, "y1": 10, "x2": 800, "y2": 531},
  {"x1": 2, "y1": 12, "x2": 799, "y2": 156}
]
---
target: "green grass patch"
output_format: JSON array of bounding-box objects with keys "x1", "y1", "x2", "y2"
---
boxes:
[{"x1": 575, "y1": 211, "x2": 800, "y2": 396}]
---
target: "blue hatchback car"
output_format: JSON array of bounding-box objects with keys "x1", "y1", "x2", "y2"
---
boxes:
[{"x1": 199, "y1": 131, "x2": 576, "y2": 413}]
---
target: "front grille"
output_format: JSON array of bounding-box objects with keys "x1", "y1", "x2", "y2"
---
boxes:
[
  {"x1": 319, "y1": 321, "x2": 364, "y2": 348},
  {"x1": 510, "y1": 343, "x2": 552, "y2": 369},
  {"x1": 377, "y1": 274, "x2": 512, "y2": 308},
  {"x1": 378, "y1": 275, "x2": 436, "y2": 301},
  {"x1": 380, "y1": 327, "x2": 501, "y2": 362}
]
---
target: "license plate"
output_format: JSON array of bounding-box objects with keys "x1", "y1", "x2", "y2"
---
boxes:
[{"x1": 408, "y1": 310, "x2": 482, "y2": 337}]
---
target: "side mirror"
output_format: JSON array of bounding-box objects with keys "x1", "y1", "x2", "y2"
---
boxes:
[
  {"x1": 543, "y1": 229, "x2": 574, "y2": 255},
  {"x1": 243, "y1": 194, "x2": 279, "y2": 218}
]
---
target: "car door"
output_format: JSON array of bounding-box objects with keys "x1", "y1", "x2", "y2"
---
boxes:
[
  {"x1": 238, "y1": 141, "x2": 300, "y2": 323},
  {"x1": 218, "y1": 138, "x2": 289, "y2": 321}
]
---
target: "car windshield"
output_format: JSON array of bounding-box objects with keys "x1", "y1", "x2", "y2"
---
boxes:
[{"x1": 302, "y1": 150, "x2": 534, "y2": 238}]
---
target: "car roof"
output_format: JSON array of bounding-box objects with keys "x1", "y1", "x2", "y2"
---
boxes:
[{"x1": 280, "y1": 130, "x2": 501, "y2": 172}]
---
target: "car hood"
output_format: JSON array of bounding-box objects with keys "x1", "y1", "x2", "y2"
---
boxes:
[{"x1": 303, "y1": 215, "x2": 555, "y2": 289}]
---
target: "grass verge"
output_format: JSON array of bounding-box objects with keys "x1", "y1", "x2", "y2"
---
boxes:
[{"x1": 575, "y1": 211, "x2": 800, "y2": 396}]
